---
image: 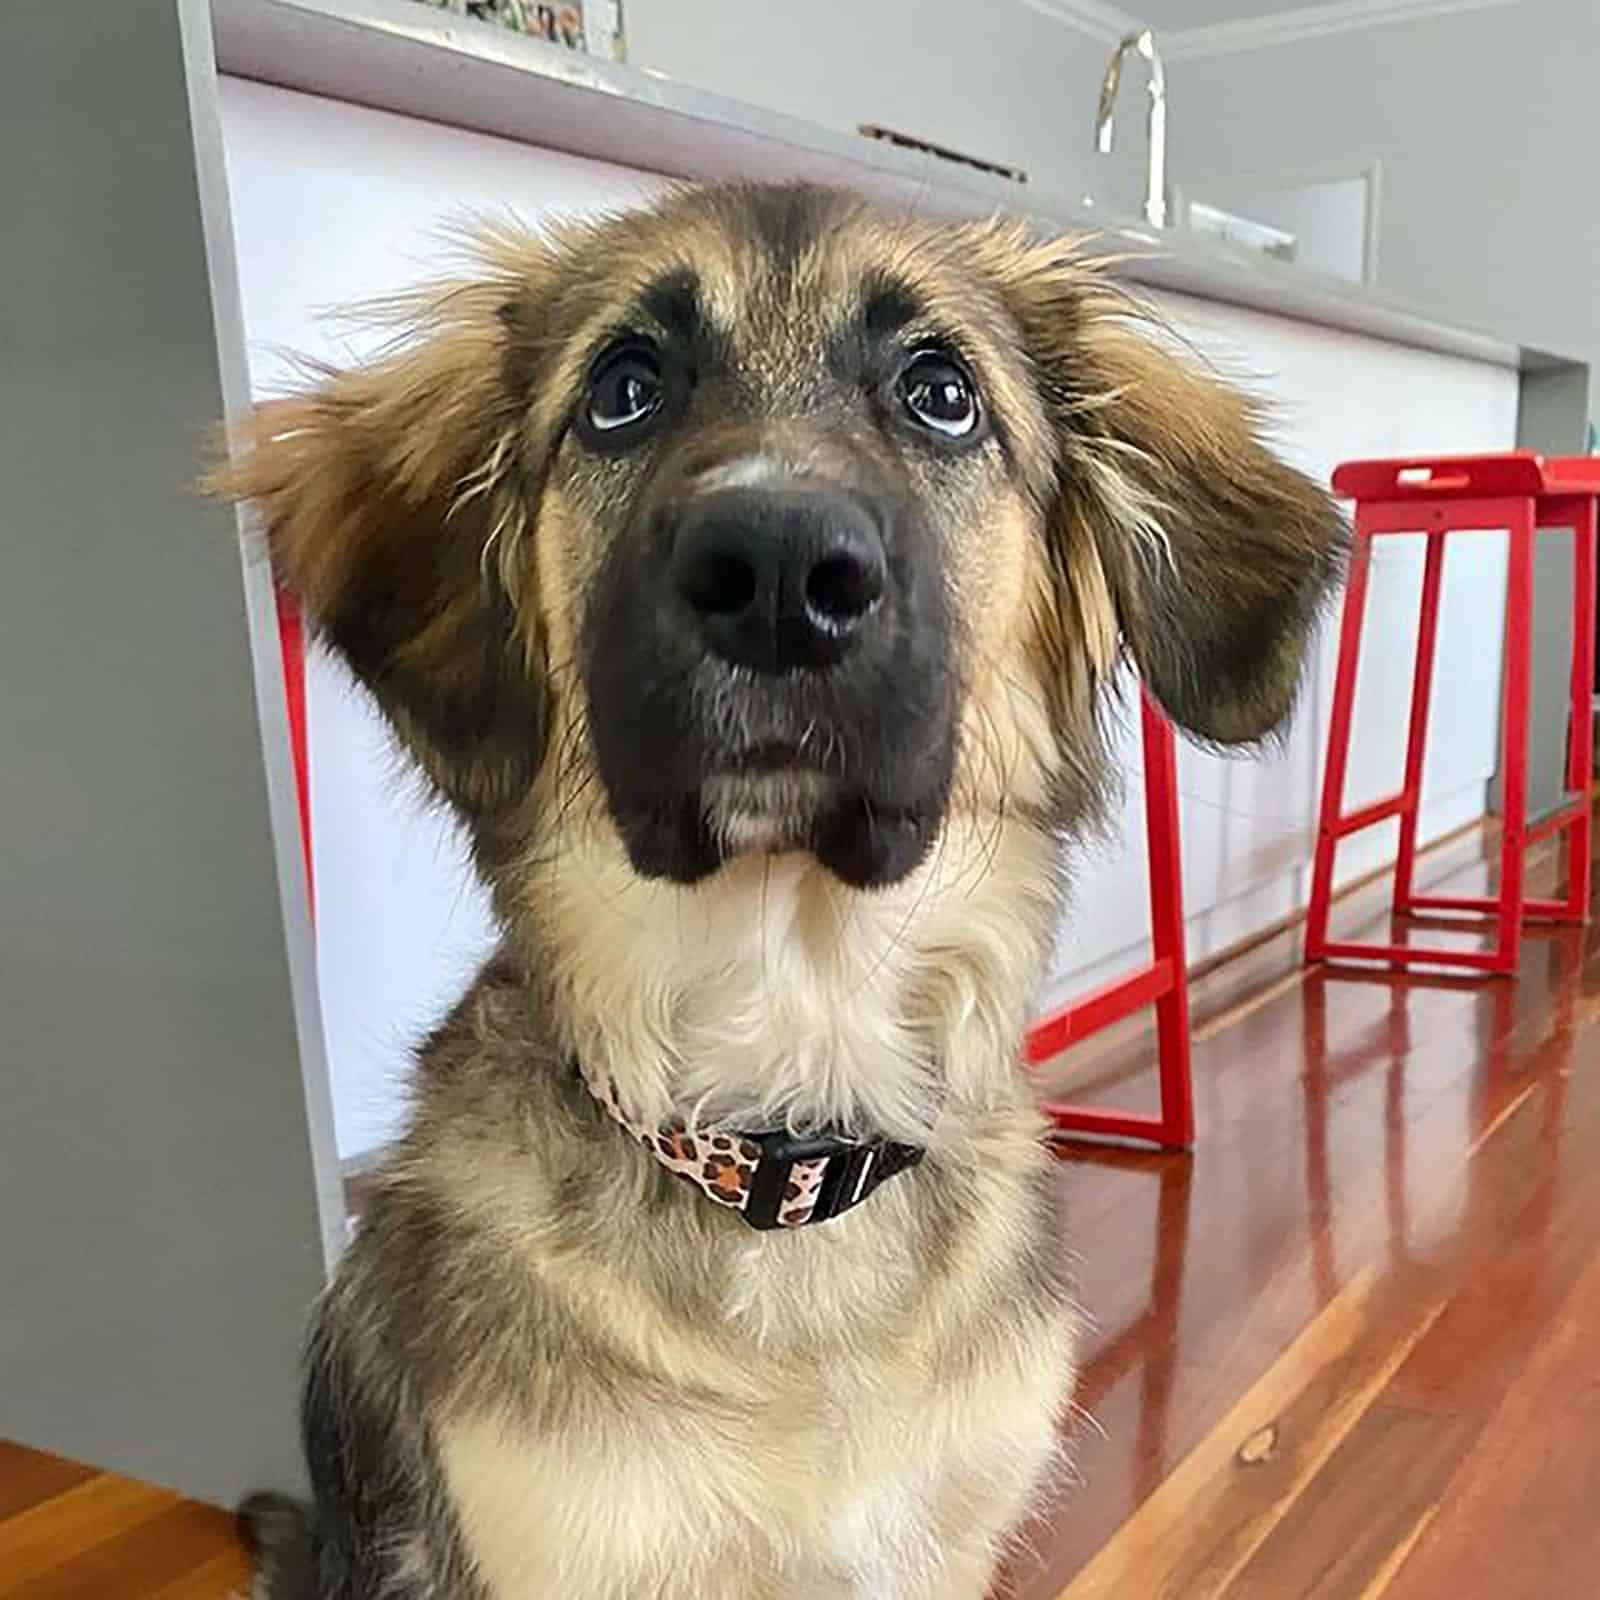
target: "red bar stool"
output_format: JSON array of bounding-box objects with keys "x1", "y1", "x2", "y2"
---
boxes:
[
  {"x1": 1027, "y1": 689, "x2": 1195, "y2": 1150},
  {"x1": 1306, "y1": 452, "x2": 1598, "y2": 976}
]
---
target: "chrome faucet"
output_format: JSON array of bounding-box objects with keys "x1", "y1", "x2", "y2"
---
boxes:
[{"x1": 1095, "y1": 29, "x2": 1167, "y2": 229}]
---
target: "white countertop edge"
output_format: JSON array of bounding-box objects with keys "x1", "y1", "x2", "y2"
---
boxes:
[{"x1": 209, "y1": 0, "x2": 1579, "y2": 380}]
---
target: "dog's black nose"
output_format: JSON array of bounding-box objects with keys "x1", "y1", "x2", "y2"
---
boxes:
[{"x1": 671, "y1": 486, "x2": 887, "y2": 674}]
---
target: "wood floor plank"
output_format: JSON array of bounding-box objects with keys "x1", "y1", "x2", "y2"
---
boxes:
[
  {"x1": 1385, "y1": 1024, "x2": 1600, "y2": 1422},
  {"x1": 1351, "y1": 1505, "x2": 1443, "y2": 1600},
  {"x1": 1379, "y1": 1245, "x2": 1600, "y2": 1599},
  {"x1": 1221, "y1": 1402, "x2": 1470, "y2": 1599},
  {"x1": 9, "y1": 1500, "x2": 245, "y2": 1599},
  {"x1": 0, "y1": 1444, "x2": 94, "y2": 1524},
  {"x1": 146, "y1": 1546, "x2": 255, "y2": 1600},
  {"x1": 1055, "y1": 1270, "x2": 1447, "y2": 1599},
  {"x1": 0, "y1": 1472, "x2": 177, "y2": 1585}
]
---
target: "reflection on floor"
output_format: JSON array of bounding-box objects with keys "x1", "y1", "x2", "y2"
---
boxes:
[
  {"x1": 3, "y1": 803, "x2": 1595, "y2": 1598},
  {"x1": 1001, "y1": 797, "x2": 1600, "y2": 1600}
]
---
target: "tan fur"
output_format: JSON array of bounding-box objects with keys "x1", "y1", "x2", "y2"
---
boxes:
[{"x1": 211, "y1": 182, "x2": 1344, "y2": 1600}]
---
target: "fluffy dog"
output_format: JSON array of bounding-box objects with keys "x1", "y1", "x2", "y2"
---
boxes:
[{"x1": 215, "y1": 181, "x2": 1343, "y2": 1599}]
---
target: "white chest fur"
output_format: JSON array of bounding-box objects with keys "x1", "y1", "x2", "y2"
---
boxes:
[
  {"x1": 534, "y1": 814, "x2": 1064, "y2": 1149},
  {"x1": 436, "y1": 1339, "x2": 1070, "y2": 1600},
  {"x1": 822, "y1": 1462, "x2": 944, "y2": 1596}
]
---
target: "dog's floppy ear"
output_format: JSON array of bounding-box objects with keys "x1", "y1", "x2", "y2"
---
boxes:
[
  {"x1": 1009, "y1": 253, "x2": 1347, "y2": 745},
  {"x1": 209, "y1": 274, "x2": 549, "y2": 815}
]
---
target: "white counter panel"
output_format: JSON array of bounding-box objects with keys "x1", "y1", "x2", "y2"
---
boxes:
[{"x1": 221, "y1": 79, "x2": 665, "y2": 1155}]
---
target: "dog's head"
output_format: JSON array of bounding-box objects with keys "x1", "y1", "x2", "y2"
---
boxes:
[{"x1": 217, "y1": 184, "x2": 1343, "y2": 898}]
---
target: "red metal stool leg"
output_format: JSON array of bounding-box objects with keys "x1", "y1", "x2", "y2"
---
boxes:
[
  {"x1": 1393, "y1": 531, "x2": 1447, "y2": 913},
  {"x1": 1305, "y1": 516, "x2": 1374, "y2": 963},
  {"x1": 1143, "y1": 695, "x2": 1194, "y2": 1148},
  {"x1": 1032, "y1": 691, "x2": 1193, "y2": 1150},
  {"x1": 1492, "y1": 499, "x2": 1536, "y2": 974},
  {"x1": 1491, "y1": 494, "x2": 1594, "y2": 927},
  {"x1": 1563, "y1": 495, "x2": 1595, "y2": 921}
]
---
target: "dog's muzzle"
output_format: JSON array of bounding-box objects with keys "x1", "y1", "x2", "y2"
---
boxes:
[{"x1": 581, "y1": 475, "x2": 958, "y2": 889}]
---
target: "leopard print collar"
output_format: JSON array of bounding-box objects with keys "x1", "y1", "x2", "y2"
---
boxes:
[{"x1": 578, "y1": 1066, "x2": 924, "y2": 1230}]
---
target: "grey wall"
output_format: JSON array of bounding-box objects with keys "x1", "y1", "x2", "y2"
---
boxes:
[
  {"x1": 0, "y1": 0, "x2": 335, "y2": 1504},
  {"x1": 623, "y1": 0, "x2": 1150, "y2": 209},
  {"x1": 1170, "y1": 0, "x2": 1600, "y2": 420}
]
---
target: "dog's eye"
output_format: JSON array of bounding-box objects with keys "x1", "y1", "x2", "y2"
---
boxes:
[
  {"x1": 898, "y1": 351, "x2": 979, "y2": 439},
  {"x1": 586, "y1": 346, "x2": 663, "y2": 435}
]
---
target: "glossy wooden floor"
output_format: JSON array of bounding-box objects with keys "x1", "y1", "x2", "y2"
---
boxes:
[
  {"x1": 4, "y1": 802, "x2": 1595, "y2": 1597},
  {"x1": 0, "y1": 1440, "x2": 249, "y2": 1597},
  {"x1": 1000, "y1": 797, "x2": 1600, "y2": 1600}
]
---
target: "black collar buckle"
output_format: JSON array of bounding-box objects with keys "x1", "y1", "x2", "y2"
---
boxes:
[{"x1": 741, "y1": 1128, "x2": 925, "y2": 1231}]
